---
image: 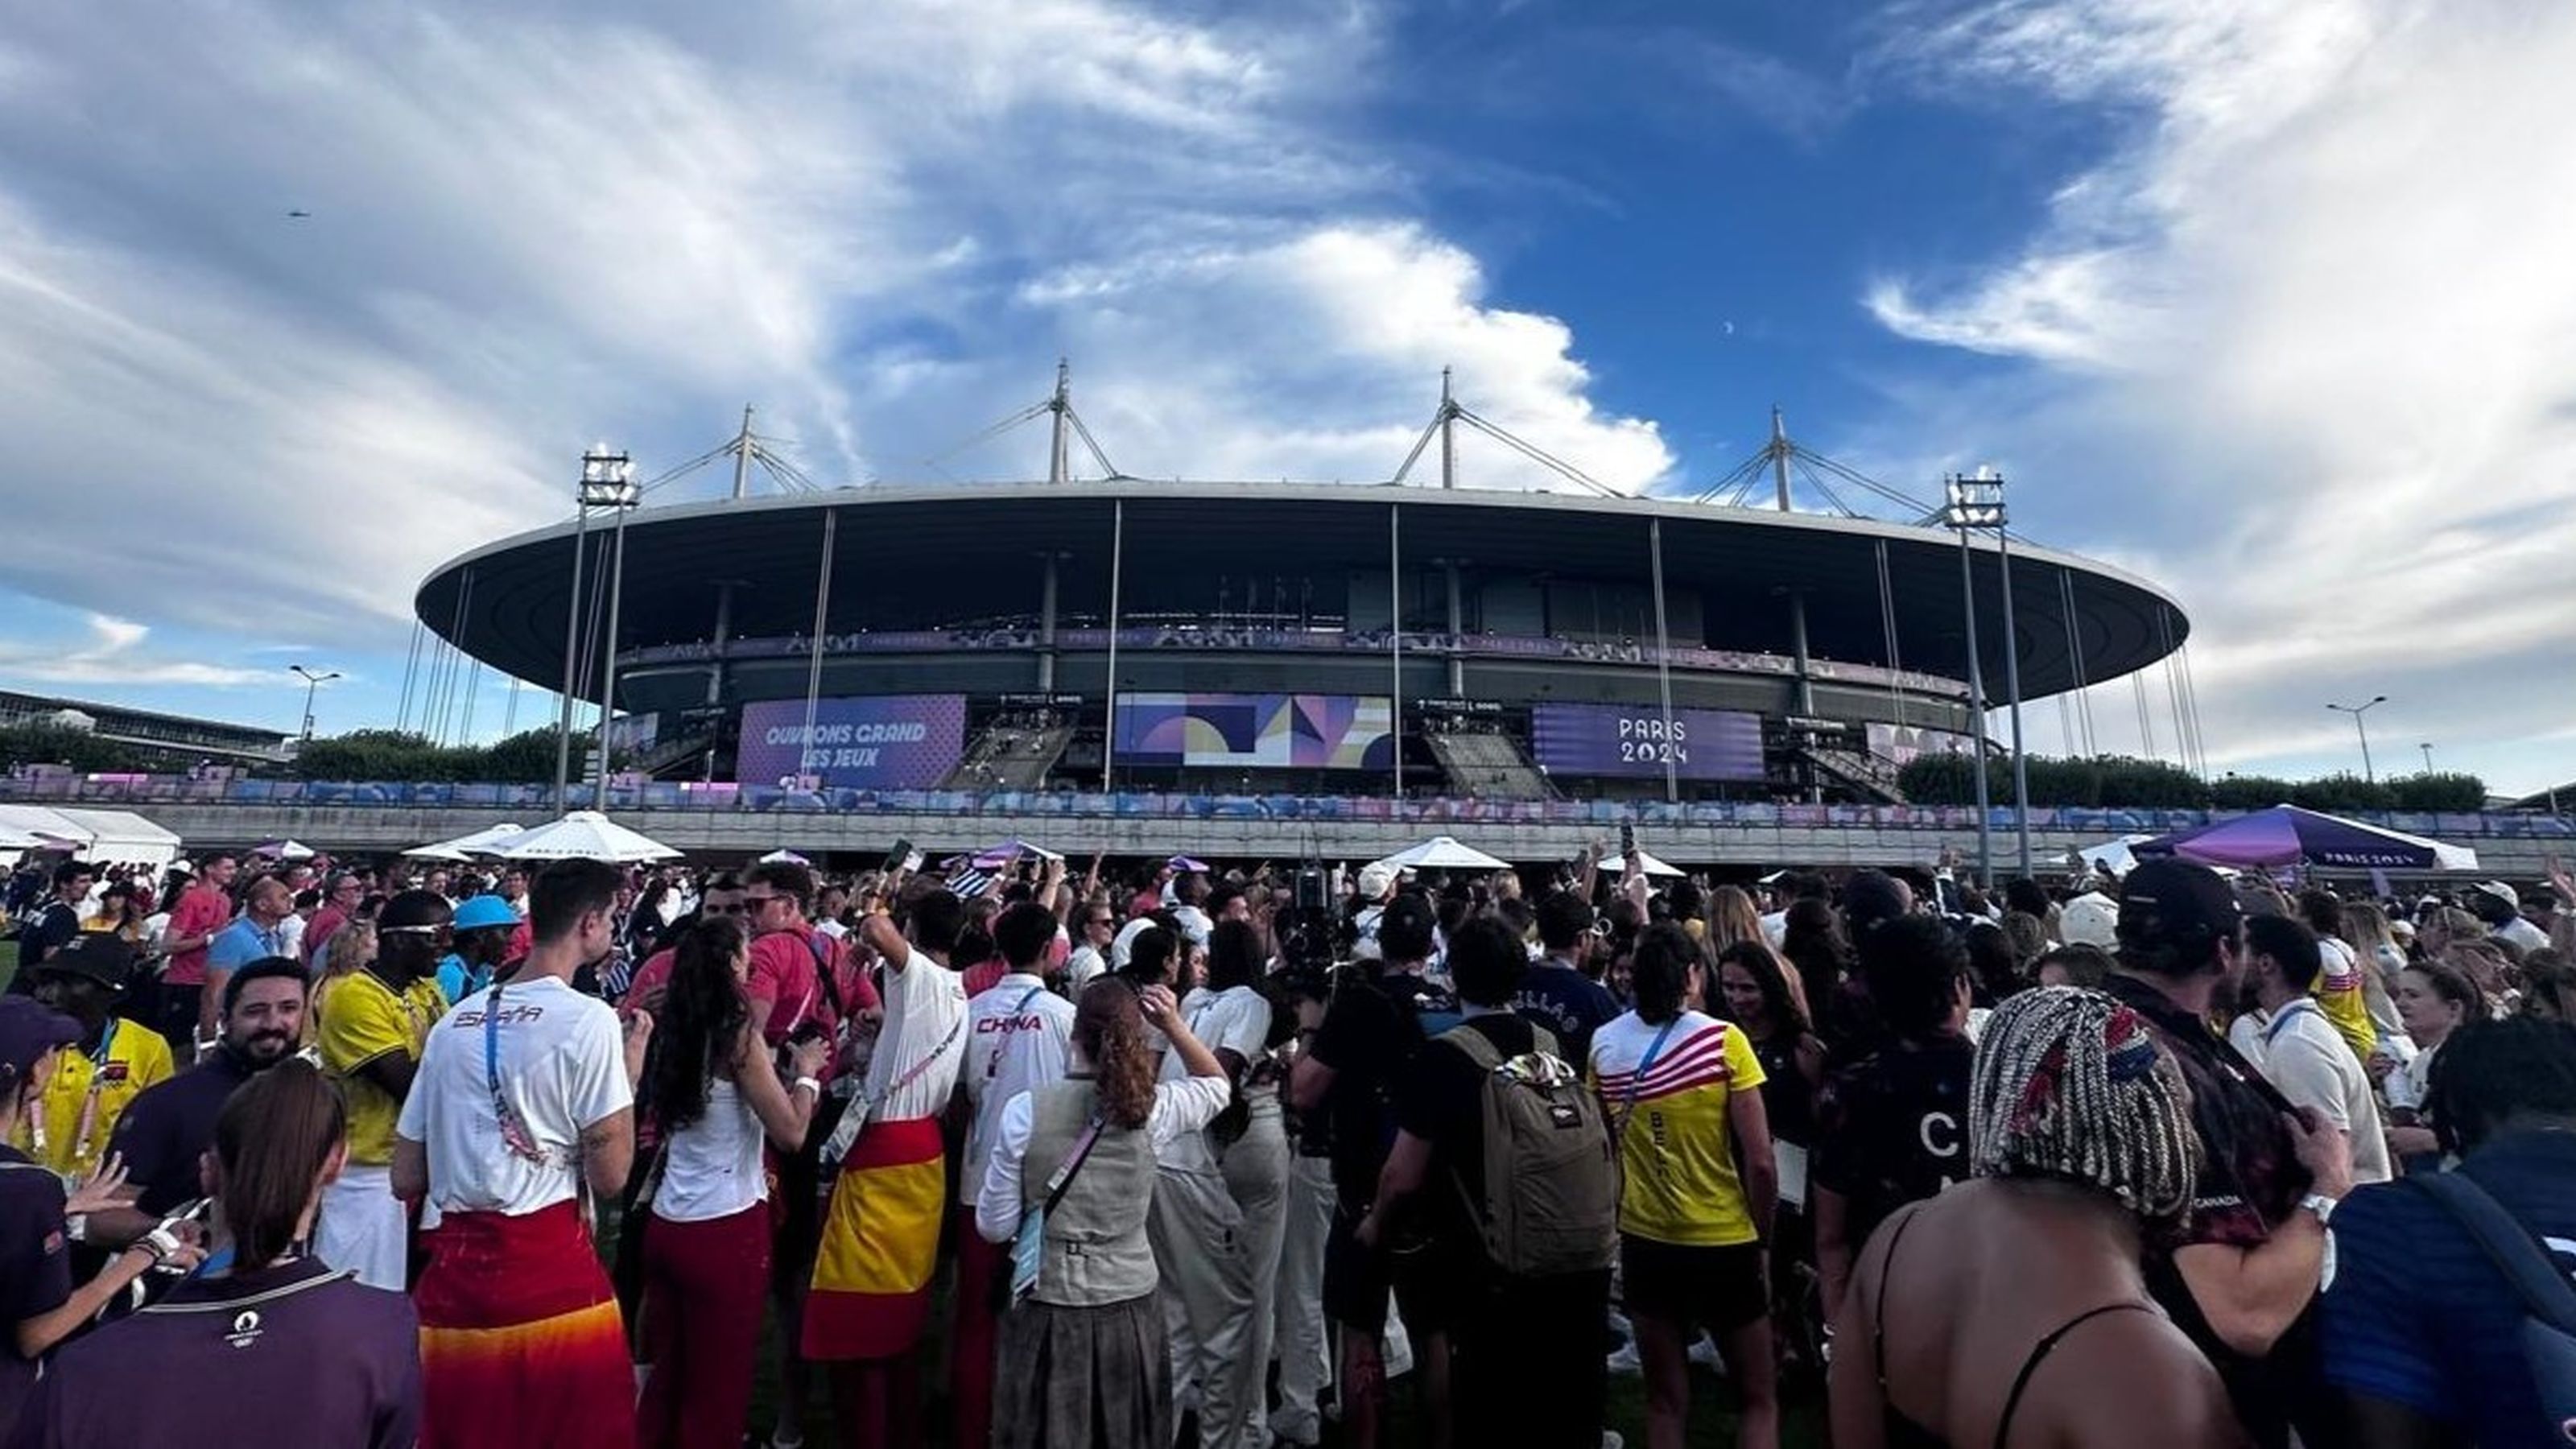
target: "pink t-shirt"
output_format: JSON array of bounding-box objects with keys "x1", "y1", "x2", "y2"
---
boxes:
[{"x1": 163, "y1": 885, "x2": 232, "y2": 986}]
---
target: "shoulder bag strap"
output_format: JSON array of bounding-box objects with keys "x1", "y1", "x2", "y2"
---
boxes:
[
  {"x1": 803, "y1": 929, "x2": 845, "y2": 1018},
  {"x1": 2411, "y1": 1170, "x2": 2576, "y2": 1332},
  {"x1": 1615, "y1": 1017, "x2": 1682, "y2": 1138}
]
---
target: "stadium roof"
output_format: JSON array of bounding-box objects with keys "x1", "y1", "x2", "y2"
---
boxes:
[{"x1": 417, "y1": 481, "x2": 2189, "y2": 700}]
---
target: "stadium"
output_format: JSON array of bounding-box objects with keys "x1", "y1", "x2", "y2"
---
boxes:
[{"x1": 411, "y1": 387, "x2": 2190, "y2": 812}]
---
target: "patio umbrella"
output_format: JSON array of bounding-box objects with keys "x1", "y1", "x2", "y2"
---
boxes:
[
  {"x1": 758, "y1": 848, "x2": 810, "y2": 865},
  {"x1": 2129, "y1": 804, "x2": 2478, "y2": 873},
  {"x1": 1166, "y1": 855, "x2": 1210, "y2": 873},
  {"x1": 253, "y1": 839, "x2": 316, "y2": 861},
  {"x1": 1368, "y1": 836, "x2": 1513, "y2": 873},
  {"x1": 403, "y1": 822, "x2": 529, "y2": 861},
  {"x1": 2074, "y1": 834, "x2": 2157, "y2": 878},
  {"x1": 1630, "y1": 848, "x2": 1686, "y2": 878},
  {"x1": 497, "y1": 811, "x2": 682, "y2": 864}
]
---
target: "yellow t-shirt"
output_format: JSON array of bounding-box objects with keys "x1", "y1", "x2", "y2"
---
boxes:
[
  {"x1": 318, "y1": 971, "x2": 446, "y2": 1165},
  {"x1": 13, "y1": 1019, "x2": 175, "y2": 1179},
  {"x1": 2314, "y1": 939, "x2": 2379, "y2": 1064},
  {"x1": 1588, "y1": 1010, "x2": 1768, "y2": 1247}
]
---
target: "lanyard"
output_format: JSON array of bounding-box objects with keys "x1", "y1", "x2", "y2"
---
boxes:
[
  {"x1": 484, "y1": 985, "x2": 551, "y2": 1164},
  {"x1": 50, "y1": 1022, "x2": 122, "y2": 1171},
  {"x1": 1615, "y1": 1017, "x2": 1682, "y2": 1138},
  {"x1": 985, "y1": 985, "x2": 1048, "y2": 1081}
]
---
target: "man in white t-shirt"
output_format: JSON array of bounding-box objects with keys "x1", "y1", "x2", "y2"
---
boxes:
[
  {"x1": 2241, "y1": 914, "x2": 2392, "y2": 1185},
  {"x1": 1065, "y1": 900, "x2": 1117, "y2": 993},
  {"x1": 394, "y1": 857, "x2": 650, "y2": 1449},
  {"x1": 803, "y1": 889, "x2": 968, "y2": 1444},
  {"x1": 950, "y1": 902, "x2": 1075, "y2": 1449}
]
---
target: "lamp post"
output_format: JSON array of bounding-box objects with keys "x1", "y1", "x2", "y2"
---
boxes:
[
  {"x1": 288, "y1": 665, "x2": 341, "y2": 741},
  {"x1": 1944, "y1": 468, "x2": 2026, "y2": 883},
  {"x1": 552, "y1": 444, "x2": 636, "y2": 812},
  {"x1": 585, "y1": 447, "x2": 640, "y2": 807},
  {"x1": 2326, "y1": 695, "x2": 2388, "y2": 782},
  {"x1": 2419, "y1": 741, "x2": 2434, "y2": 774}
]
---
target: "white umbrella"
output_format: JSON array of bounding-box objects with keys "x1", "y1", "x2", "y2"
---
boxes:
[
  {"x1": 404, "y1": 822, "x2": 529, "y2": 861},
  {"x1": 1631, "y1": 849, "x2": 1686, "y2": 878},
  {"x1": 2074, "y1": 834, "x2": 2157, "y2": 879},
  {"x1": 497, "y1": 811, "x2": 680, "y2": 864},
  {"x1": 1369, "y1": 835, "x2": 1513, "y2": 873},
  {"x1": 758, "y1": 849, "x2": 810, "y2": 865},
  {"x1": 254, "y1": 838, "x2": 317, "y2": 861}
]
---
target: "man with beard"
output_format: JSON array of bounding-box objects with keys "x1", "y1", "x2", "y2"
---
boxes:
[
  {"x1": 316, "y1": 888, "x2": 452, "y2": 1290},
  {"x1": 89, "y1": 956, "x2": 310, "y2": 1236}
]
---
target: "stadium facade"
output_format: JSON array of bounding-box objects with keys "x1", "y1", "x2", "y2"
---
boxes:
[{"x1": 414, "y1": 471, "x2": 2188, "y2": 807}]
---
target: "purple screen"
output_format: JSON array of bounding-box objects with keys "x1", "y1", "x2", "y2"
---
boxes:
[
  {"x1": 1113, "y1": 693, "x2": 1393, "y2": 770},
  {"x1": 1529, "y1": 704, "x2": 1765, "y2": 782},
  {"x1": 733, "y1": 695, "x2": 967, "y2": 789}
]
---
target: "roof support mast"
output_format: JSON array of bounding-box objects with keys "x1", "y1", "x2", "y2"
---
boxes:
[
  {"x1": 729, "y1": 405, "x2": 754, "y2": 501},
  {"x1": 1048, "y1": 359, "x2": 1072, "y2": 487},
  {"x1": 1440, "y1": 367, "x2": 1457, "y2": 490},
  {"x1": 1770, "y1": 407, "x2": 1793, "y2": 512}
]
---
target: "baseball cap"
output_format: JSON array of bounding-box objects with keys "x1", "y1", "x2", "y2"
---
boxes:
[
  {"x1": 2471, "y1": 881, "x2": 2520, "y2": 911},
  {"x1": 2116, "y1": 860, "x2": 2244, "y2": 959},
  {"x1": 0, "y1": 997, "x2": 81, "y2": 1084},
  {"x1": 33, "y1": 933, "x2": 142, "y2": 993},
  {"x1": 1356, "y1": 863, "x2": 1398, "y2": 901},
  {"x1": 452, "y1": 894, "x2": 518, "y2": 932},
  {"x1": 2058, "y1": 891, "x2": 2120, "y2": 949}
]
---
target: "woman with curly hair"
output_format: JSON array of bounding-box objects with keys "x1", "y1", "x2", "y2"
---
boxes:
[
  {"x1": 976, "y1": 980, "x2": 1230, "y2": 1449},
  {"x1": 1830, "y1": 987, "x2": 2245, "y2": 1448},
  {"x1": 634, "y1": 916, "x2": 828, "y2": 1449}
]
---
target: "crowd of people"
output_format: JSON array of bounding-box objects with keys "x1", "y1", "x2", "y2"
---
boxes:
[{"x1": 2, "y1": 840, "x2": 2574, "y2": 1448}]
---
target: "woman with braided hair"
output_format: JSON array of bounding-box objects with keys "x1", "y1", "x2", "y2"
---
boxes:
[{"x1": 1829, "y1": 987, "x2": 2248, "y2": 1448}]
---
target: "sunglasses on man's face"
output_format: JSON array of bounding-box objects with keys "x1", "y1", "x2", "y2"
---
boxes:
[{"x1": 381, "y1": 924, "x2": 454, "y2": 941}]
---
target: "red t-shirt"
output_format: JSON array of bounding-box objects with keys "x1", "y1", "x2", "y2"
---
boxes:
[
  {"x1": 303, "y1": 906, "x2": 349, "y2": 965},
  {"x1": 163, "y1": 885, "x2": 232, "y2": 986},
  {"x1": 746, "y1": 923, "x2": 879, "y2": 1047},
  {"x1": 960, "y1": 957, "x2": 1009, "y2": 997}
]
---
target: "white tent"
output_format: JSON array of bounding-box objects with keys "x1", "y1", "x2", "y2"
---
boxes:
[
  {"x1": 497, "y1": 811, "x2": 680, "y2": 864},
  {"x1": 0, "y1": 806, "x2": 87, "y2": 851},
  {"x1": 254, "y1": 839, "x2": 317, "y2": 861},
  {"x1": 1369, "y1": 836, "x2": 1513, "y2": 873},
  {"x1": 404, "y1": 822, "x2": 528, "y2": 861},
  {"x1": 10, "y1": 807, "x2": 184, "y2": 870}
]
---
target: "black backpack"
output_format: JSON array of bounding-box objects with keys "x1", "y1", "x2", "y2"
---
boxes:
[{"x1": 2409, "y1": 1169, "x2": 2576, "y2": 1443}]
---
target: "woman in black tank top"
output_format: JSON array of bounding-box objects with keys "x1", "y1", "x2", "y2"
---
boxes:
[{"x1": 1828, "y1": 988, "x2": 2249, "y2": 1449}]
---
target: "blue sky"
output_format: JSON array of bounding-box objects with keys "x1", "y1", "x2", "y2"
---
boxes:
[{"x1": 1, "y1": 0, "x2": 2570, "y2": 792}]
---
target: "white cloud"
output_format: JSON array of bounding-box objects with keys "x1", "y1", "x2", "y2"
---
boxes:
[
  {"x1": 1865, "y1": 0, "x2": 2576, "y2": 791},
  {"x1": 0, "y1": 614, "x2": 276, "y2": 688},
  {"x1": 0, "y1": 0, "x2": 1665, "y2": 677}
]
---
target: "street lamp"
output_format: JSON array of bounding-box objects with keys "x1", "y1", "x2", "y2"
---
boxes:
[
  {"x1": 2419, "y1": 741, "x2": 2434, "y2": 774},
  {"x1": 1943, "y1": 466, "x2": 2028, "y2": 883},
  {"x1": 2326, "y1": 695, "x2": 2388, "y2": 782},
  {"x1": 288, "y1": 664, "x2": 341, "y2": 741},
  {"x1": 552, "y1": 444, "x2": 638, "y2": 811}
]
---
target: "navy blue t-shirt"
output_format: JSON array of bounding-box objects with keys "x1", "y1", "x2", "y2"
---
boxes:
[
  {"x1": 1511, "y1": 963, "x2": 1618, "y2": 1071},
  {"x1": 2322, "y1": 1131, "x2": 2576, "y2": 1445},
  {"x1": 0, "y1": 1146, "x2": 73, "y2": 1444},
  {"x1": 105, "y1": 1049, "x2": 258, "y2": 1216}
]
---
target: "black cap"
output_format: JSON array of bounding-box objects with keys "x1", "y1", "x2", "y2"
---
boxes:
[
  {"x1": 2117, "y1": 860, "x2": 2244, "y2": 960},
  {"x1": 34, "y1": 932, "x2": 142, "y2": 993}
]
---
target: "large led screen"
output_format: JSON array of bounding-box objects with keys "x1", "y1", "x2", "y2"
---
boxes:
[
  {"x1": 1114, "y1": 694, "x2": 1394, "y2": 770},
  {"x1": 1530, "y1": 704, "x2": 1765, "y2": 781},
  {"x1": 734, "y1": 695, "x2": 967, "y2": 789}
]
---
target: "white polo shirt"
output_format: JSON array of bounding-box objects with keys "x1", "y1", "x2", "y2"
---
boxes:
[{"x1": 2253, "y1": 997, "x2": 2393, "y2": 1185}]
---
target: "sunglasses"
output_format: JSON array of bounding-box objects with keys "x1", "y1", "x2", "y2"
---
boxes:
[{"x1": 380, "y1": 924, "x2": 454, "y2": 939}]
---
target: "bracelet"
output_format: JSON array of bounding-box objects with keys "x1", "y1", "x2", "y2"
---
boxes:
[
  {"x1": 138, "y1": 1226, "x2": 180, "y2": 1265},
  {"x1": 793, "y1": 1076, "x2": 823, "y2": 1098}
]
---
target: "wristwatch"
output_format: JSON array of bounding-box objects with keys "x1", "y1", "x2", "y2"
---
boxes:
[
  {"x1": 2298, "y1": 1191, "x2": 2339, "y2": 1226},
  {"x1": 64, "y1": 1213, "x2": 88, "y2": 1245}
]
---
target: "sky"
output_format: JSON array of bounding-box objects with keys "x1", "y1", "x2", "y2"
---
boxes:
[{"x1": 1, "y1": 0, "x2": 2570, "y2": 794}]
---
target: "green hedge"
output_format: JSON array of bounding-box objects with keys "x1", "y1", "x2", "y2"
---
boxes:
[
  {"x1": 0, "y1": 724, "x2": 164, "y2": 774},
  {"x1": 1896, "y1": 752, "x2": 2487, "y2": 812},
  {"x1": 280, "y1": 726, "x2": 605, "y2": 783}
]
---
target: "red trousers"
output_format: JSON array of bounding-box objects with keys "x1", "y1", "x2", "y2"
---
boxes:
[
  {"x1": 948, "y1": 1208, "x2": 1008, "y2": 1449},
  {"x1": 638, "y1": 1205, "x2": 772, "y2": 1449}
]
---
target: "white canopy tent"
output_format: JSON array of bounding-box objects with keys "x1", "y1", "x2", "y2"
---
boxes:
[
  {"x1": 497, "y1": 811, "x2": 680, "y2": 864},
  {"x1": 403, "y1": 822, "x2": 529, "y2": 861},
  {"x1": 1368, "y1": 836, "x2": 1513, "y2": 873},
  {"x1": 0, "y1": 807, "x2": 183, "y2": 870}
]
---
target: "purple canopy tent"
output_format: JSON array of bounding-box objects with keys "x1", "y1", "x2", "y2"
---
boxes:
[{"x1": 2129, "y1": 805, "x2": 2478, "y2": 873}]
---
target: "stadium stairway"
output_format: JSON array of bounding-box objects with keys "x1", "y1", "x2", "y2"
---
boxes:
[
  {"x1": 1423, "y1": 728, "x2": 1556, "y2": 800},
  {"x1": 1804, "y1": 745, "x2": 1909, "y2": 805},
  {"x1": 940, "y1": 723, "x2": 1075, "y2": 791},
  {"x1": 638, "y1": 722, "x2": 720, "y2": 781}
]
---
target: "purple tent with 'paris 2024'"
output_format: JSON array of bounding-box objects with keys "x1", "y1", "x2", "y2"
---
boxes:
[{"x1": 2129, "y1": 804, "x2": 2479, "y2": 873}]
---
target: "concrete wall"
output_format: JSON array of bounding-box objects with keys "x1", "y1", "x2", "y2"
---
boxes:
[{"x1": 132, "y1": 801, "x2": 2568, "y2": 879}]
